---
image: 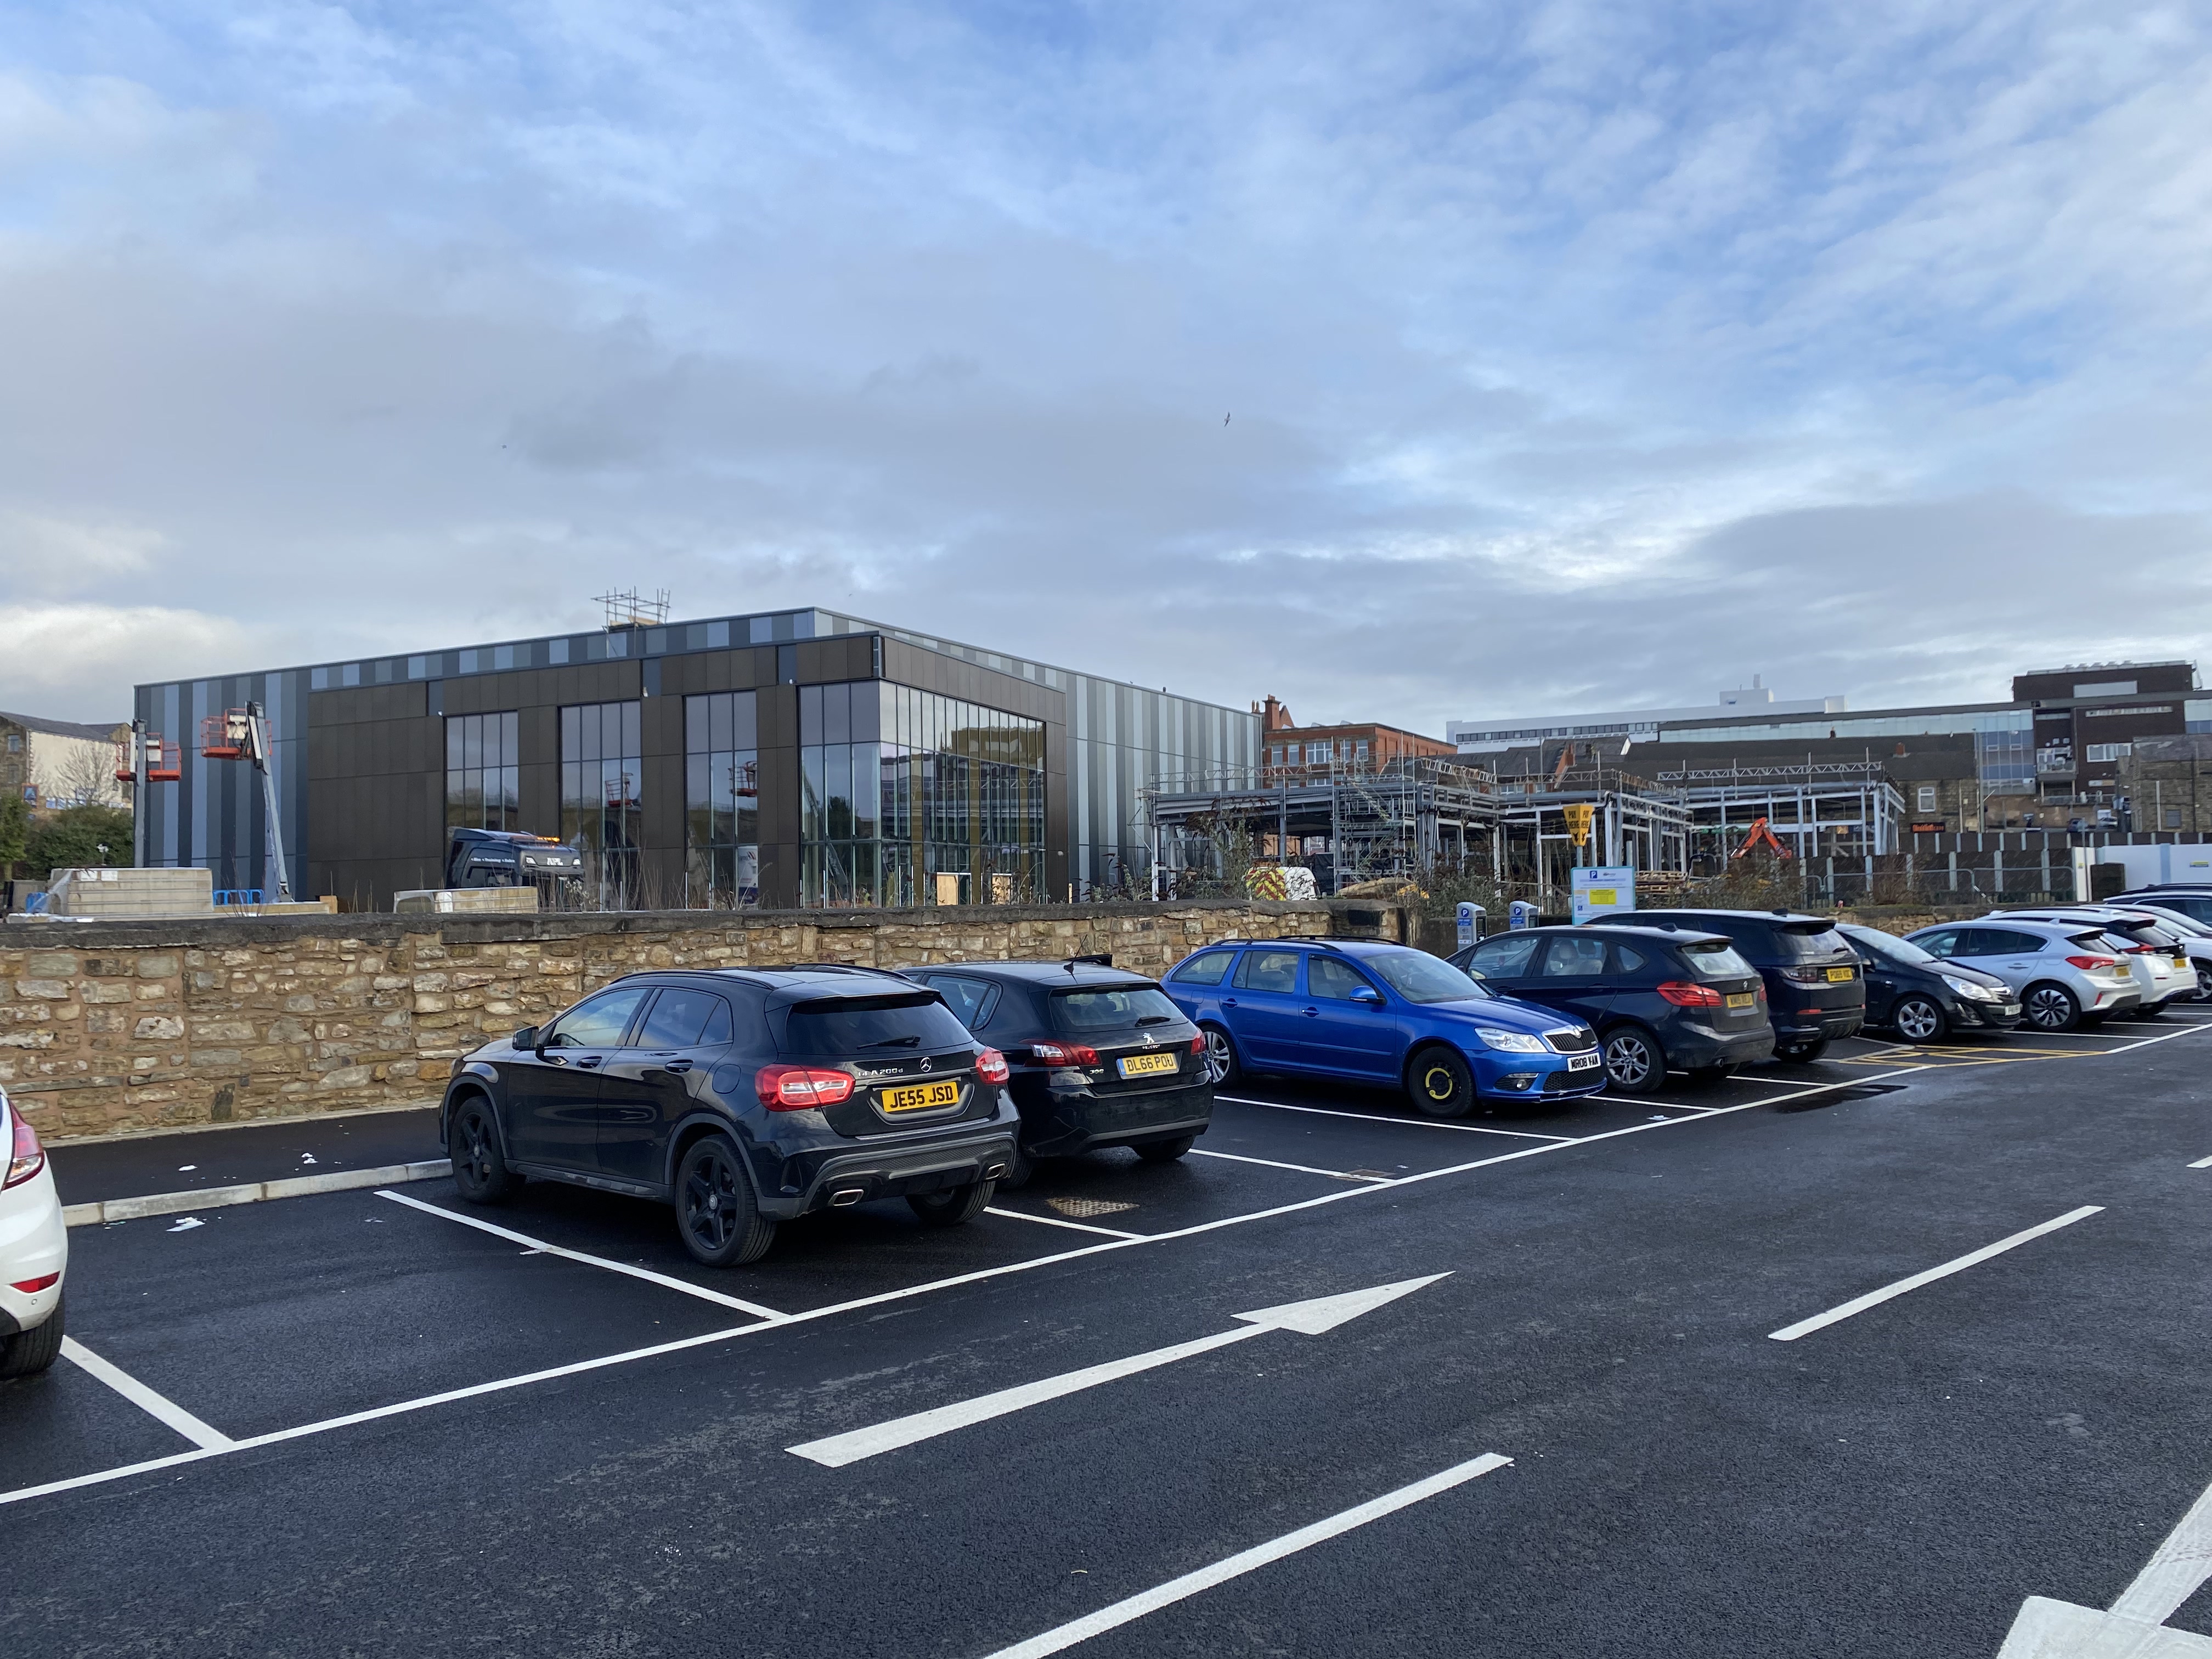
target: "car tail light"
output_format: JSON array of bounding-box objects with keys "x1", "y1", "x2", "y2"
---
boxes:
[
  {"x1": 2065, "y1": 955, "x2": 2118, "y2": 971},
  {"x1": 4, "y1": 1106, "x2": 44, "y2": 1190},
  {"x1": 1029, "y1": 1041, "x2": 1101, "y2": 1067},
  {"x1": 9, "y1": 1272, "x2": 60, "y2": 1294},
  {"x1": 1656, "y1": 980, "x2": 1724, "y2": 1007},
  {"x1": 974, "y1": 1048, "x2": 1009, "y2": 1085},
  {"x1": 1779, "y1": 966, "x2": 1829, "y2": 985},
  {"x1": 755, "y1": 1065, "x2": 856, "y2": 1110},
  {"x1": 1189, "y1": 1034, "x2": 1205, "y2": 1054},
  {"x1": 2121, "y1": 944, "x2": 2159, "y2": 955}
]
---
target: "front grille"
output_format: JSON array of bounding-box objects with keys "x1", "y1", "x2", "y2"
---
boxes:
[
  {"x1": 1544, "y1": 1027, "x2": 1596, "y2": 1053},
  {"x1": 1544, "y1": 1069, "x2": 1591, "y2": 1093}
]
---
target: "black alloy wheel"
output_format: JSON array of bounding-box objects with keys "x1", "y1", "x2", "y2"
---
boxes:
[
  {"x1": 909, "y1": 1177, "x2": 995, "y2": 1227},
  {"x1": 1774, "y1": 1038, "x2": 1830, "y2": 1063},
  {"x1": 1134, "y1": 1135, "x2": 1196, "y2": 1164},
  {"x1": 1601, "y1": 1026, "x2": 1664, "y2": 1095},
  {"x1": 1201, "y1": 1025, "x2": 1240, "y2": 1087},
  {"x1": 1892, "y1": 996, "x2": 1948, "y2": 1044},
  {"x1": 450, "y1": 1097, "x2": 520, "y2": 1205},
  {"x1": 2022, "y1": 983, "x2": 2081, "y2": 1032},
  {"x1": 1407, "y1": 1045, "x2": 1474, "y2": 1118},
  {"x1": 997, "y1": 1141, "x2": 1036, "y2": 1191},
  {"x1": 676, "y1": 1135, "x2": 777, "y2": 1267}
]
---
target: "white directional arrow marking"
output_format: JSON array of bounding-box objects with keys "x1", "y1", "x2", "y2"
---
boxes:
[
  {"x1": 1996, "y1": 1469, "x2": 2212, "y2": 1657},
  {"x1": 786, "y1": 1273, "x2": 1451, "y2": 1469}
]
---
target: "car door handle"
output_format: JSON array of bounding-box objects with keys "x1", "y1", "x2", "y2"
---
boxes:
[
  {"x1": 1301, "y1": 1007, "x2": 1320, "y2": 1017},
  {"x1": 575, "y1": 1055, "x2": 603, "y2": 1070},
  {"x1": 1222, "y1": 998, "x2": 1238, "y2": 1007},
  {"x1": 661, "y1": 1059, "x2": 693, "y2": 1074}
]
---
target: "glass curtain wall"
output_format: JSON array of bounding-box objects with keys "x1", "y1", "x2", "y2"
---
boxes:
[
  {"x1": 561, "y1": 701, "x2": 642, "y2": 905},
  {"x1": 685, "y1": 691, "x2": 760, "y2": 907},
  {"x1": 800, "y1": 681, "x2": 1045, "y2": 907},
  {"x1": 444, "y1": 712, "x2": 519, "y2": 831}
]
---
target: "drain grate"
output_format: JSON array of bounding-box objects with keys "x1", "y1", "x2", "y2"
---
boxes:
[
  {"x1": 1047, "y1": 1197, "x2": 1139, "y2": 1218},
  {"x1": 1777, "y1": 1082, "x2": 1908, "y2": 1114}
]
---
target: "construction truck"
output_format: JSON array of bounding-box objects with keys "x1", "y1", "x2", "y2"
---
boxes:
[{"x1": 444, "y1": 829, "x2": 586, "y2": 902}]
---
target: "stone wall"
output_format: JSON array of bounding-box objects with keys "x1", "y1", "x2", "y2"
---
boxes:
[{"x1": 0, "y1": 900, "x2": 1396, "y2": 1142}]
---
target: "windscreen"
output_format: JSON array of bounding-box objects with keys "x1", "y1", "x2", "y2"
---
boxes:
[
  {"x1": 1052, "y1": 986, "x2": 1182, "y2": 1032},
  {"x1": 1842, "y1": 924, "x2": 1938, "y2": 967},
  {"x1": 1774, "y1": 921, "x2": 1847, "y2": 960},
  {"x1": 1364, "y1": 949, "x2": 1490, "y2": 1004},
  {"x1": 1680, "y1": 940, "x2": 1757, "y2": 978},
  {"x1": 780, "y1": 994, "x2": 974, "y2": 1056}
]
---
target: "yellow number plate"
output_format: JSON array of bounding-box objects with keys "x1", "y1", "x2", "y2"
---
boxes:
[
  {"x1": 1117, "y1": 1052, "x2": 1178, "y2": 1078},
  {"x1": 1725, "y1": 992, "x2": 1756, "y2": 1009},
  {"x1": 1825, "y1": 966, "x2": 1855, "y2": 983},
  {"x1": 881, "y1": 1079, "x2": 962, "y2": 1113}
]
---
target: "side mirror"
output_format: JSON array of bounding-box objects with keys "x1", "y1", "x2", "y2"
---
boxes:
[
  {"x1": 511, "y1": 1025, "x2": 540, "y2": 1051},
  {"x1": 1350, "y1": 987, "x2": 1384, "y2": 1006}
]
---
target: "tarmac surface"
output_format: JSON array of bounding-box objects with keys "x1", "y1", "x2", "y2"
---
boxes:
[{"x1": 5, "y1": 1012, "x2": 2209, "y2": 1658}]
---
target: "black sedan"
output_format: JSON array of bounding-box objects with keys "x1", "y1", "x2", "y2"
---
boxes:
[
  {"x1": 905, "y1": 958, "x2": 1212, "y2": 1187},
  {"x1": 1835, "y1": 922, "x2": 2020, "y2": 1041},
  {"x1": 441, "y1": 966, "x2": 1021, "y2": 1267},
  {"x1": 1451, "y1": 924, "x2": 1775, "y2": 1093}
]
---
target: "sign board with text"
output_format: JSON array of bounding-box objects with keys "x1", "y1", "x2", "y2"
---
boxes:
[{"x1": 1570, "y1": 866, "x2": 1636, "y2": 925}]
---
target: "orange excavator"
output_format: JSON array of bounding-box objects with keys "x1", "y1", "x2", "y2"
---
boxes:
[{"x1": 1730, "y1": 817, "x2": 1793, "y2": 859}]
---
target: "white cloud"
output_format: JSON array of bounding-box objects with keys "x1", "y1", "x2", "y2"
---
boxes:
[{"x1": 0, "y1": 1, "x2": 2206, "y2": 735}]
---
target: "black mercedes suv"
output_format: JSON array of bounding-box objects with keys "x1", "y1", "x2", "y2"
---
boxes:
[
  {"x1": 904, "y1": 958, "x2": 1211, "y2": 1187},
  {"x1": 440, "y1": 966, "x2": 1020, "y2": 1266}
]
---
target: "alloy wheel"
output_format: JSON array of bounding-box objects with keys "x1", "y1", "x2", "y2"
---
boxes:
[
  {"x1": 1894, "y1": 999, "x2": 1943, "y2": 1042},
  {"x1": 457, "y1": 1107, "x2": 495, "y2": 1183},
  {"x1": 1605, "y1": 1032, "x2": 1654, "y2": 1090},
  {"x1": 1204, "y1": 1030, "x2": 1234, "y2": 1085},
  {"x1": 2025, "y1": 987, "x2": 2075, "y2": 1031},
  {"x1": 684, "y1": 1145, "x2": 741, "y2": 1251}
]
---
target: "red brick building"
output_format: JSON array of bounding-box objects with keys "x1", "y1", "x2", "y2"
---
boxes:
[{"x1": 1256, "y1": 696, "x2": 1453, "y2": 775}]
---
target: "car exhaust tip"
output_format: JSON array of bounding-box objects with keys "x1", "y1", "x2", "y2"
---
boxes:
[
  {"x1": 827, "y1": 1188, "x2": 866, "y2": 1207},
  {"x1": 983, "y1": 1163, "x2": 1009, "y2": 1180}
]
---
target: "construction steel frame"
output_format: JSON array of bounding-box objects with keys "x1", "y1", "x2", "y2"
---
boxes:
[{"x1": 1141, "y1": 759, "x2": 1503, "y2": 889}]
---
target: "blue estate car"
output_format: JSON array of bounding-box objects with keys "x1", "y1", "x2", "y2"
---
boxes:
[{"x1": 1161, "y1": 939, "x2": 1606, "y2": 1117}]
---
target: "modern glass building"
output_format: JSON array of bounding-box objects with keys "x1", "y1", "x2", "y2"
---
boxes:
[{"x1": 132, "y1": 607, "x2": 1255, "y2": 910}]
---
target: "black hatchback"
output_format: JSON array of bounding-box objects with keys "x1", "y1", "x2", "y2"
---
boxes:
[
  {"x1": 440, "y1": 966, "x2": 1022, "y2": 1267},
  {"x1": 905, "y1": 958, "x2": 1211, "y2": 1187},
  {"x1": 1452, "y1": 924, "x2": 1773, "y2": 1093},
  {"x1": 1834, "y1": 923, "x2": 2021, "y2": 1042},
  {"x1": 1629, "y1": 909, "x2": 1865, "y2": 1060}
]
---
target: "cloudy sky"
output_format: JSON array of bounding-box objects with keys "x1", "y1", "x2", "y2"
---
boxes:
[{"x1": 3, "y1": 1, "x2": 2208, "y2": 731}]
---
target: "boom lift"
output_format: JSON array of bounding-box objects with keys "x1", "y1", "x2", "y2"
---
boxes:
[{"x1": 198, "y1": 705, "x2": 292, "y2": 901}]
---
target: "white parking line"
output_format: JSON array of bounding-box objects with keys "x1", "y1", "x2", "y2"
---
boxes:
[
  {"x1": 979, "y1": 1452, "x2": 1513, "y2": 1658},
  {"x1": 1188, "y1": 1148, "x2": 1387, "y2": 1182},
  {"x1": 2188, "y1": 1155, "x2": 2212, "y2": 1170},
  {"x1": 0, "y1": 1059, "x2": 2007, "y2": 1509},
  {"x1": 376, "y1": 1190, "x2": 787, "y2": 1321},
  {"x1": 985, "y1": 1207, "x2": 1143, "y2": 1240},
  {"x1": 1216, "y1": 1096, "x2": 1573, "y2": 1141},
  {"x1": 1590, "y1": 1097, "x2": 1722, "y2": 1112},
  {"x1": 1767, "y1": 1206, "x2": 2103, "y2": 1341},
  {"x1": 61, "y1": 1338, "x2": 234, "y2": 1451}
]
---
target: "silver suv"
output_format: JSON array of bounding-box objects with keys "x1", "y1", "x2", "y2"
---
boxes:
[{"x1": 1903, "y1": 920, "x2": 2141, "y2": 1032}]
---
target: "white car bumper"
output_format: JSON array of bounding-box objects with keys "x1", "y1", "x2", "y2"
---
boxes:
[{"x1": 0, "y1": 1160, "x2": 67, "y2": 1335}]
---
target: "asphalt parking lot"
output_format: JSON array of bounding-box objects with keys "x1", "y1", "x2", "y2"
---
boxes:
[{"x1": 6, "y1": 1012, "x2": 2211, "y2": 1658}]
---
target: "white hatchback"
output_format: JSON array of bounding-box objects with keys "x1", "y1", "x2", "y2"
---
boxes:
[{"x1": 0, "y1": 1086, "x2": 67, "y2": 1377}]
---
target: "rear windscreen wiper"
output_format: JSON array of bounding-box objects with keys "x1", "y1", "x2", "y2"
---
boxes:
[{"x1": 865, "y1": 1035, "x2": 922, "y2": 1047}]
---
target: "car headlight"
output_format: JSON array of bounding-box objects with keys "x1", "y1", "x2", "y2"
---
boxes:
[
  {"x1": 1942, "y1": 975, "x2": 1996, "y2": 1000},
  {"x1": 1472, "y1": 1028, "x2": 1549, "y2": 1053}
]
